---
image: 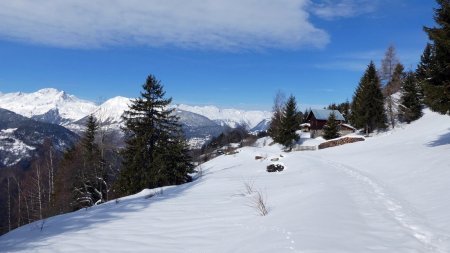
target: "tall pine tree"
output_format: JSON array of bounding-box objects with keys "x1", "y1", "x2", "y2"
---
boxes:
[
  {"x1": 351, "y1": 62, "x2": 387, "y2": 134},
  {"x1": 416, "y1": 43, "x2": 435, "y2": 102},
  {"x1": 423, "y1": 0, "x2": 450, "y2": 114},
  {"x1": 278, "y1": 95, "x2": 301, "y2": 150},
  {"x1": 268, "y1": 91, "x2": 286, "y2": 144},
  {"x1": 72, "y1": 115, "x2": 107, "y2": 209},
  {"x1": 399, "y1": 72, "x2": 423, "y2": 123},
  {"x1": 117, "y1": 75, "x2": 193, "y2": 195}
]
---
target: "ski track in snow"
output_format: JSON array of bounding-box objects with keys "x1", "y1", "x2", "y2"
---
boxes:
[{"x1": 307, "y1": 155, "x2": 450, "y2": 253}]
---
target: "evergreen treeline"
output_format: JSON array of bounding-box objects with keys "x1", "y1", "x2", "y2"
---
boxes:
[
  {"x1": 327, "y1": 101, "x2": 350, "y2": 123},
  {"x1": 420, "y1": 0, "x2": 450, "y2": 115},
  {"x1": 202, "y1": 126, "x2": 252, "y2": 151}
]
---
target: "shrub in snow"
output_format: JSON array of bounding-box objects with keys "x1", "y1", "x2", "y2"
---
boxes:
[
  {"x1": 266, "y1": 164, "x2": 284, "y2": 173},
  {"x1": 252, "y1": 191, "x2": 269, "y2": 216}
]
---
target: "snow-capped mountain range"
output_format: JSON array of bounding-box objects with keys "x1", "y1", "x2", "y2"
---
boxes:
[
  {"x1": 0, "y1": 88, "x2": 272, "y2": 147},
  {"x1": 174, "y1": 104, "x2": 272, "y2": 129}
]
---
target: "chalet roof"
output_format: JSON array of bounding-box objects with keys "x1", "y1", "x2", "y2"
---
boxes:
[
  {"x1": 340, "y1": 123, "x2": 356, "y2": 130},
  {"x1": 309, "y1": 109, "x2": 345, "y2": 121}
]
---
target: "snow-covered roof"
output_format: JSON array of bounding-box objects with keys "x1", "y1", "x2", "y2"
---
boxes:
[
  {"x1": 340, "y1": 123, "x2": 356, "y2": 130},
  {"x1": 310, "y1": 109, "x2": 345, "y2": 121},
  {"x1": 300, "y1": 123, "x2": 310, "y2": 127}
]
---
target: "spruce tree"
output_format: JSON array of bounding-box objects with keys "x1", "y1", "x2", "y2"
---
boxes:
[
  {"x1": 423, "y1": 0, "x2": 450, "y2": 114},
  {"x1": 323, "y1": 112, "x2": 340, "y2": 140},
  {"x1": 268, "y1": 110, "x2": 283, "y2": 143},
  {"x1": 268, "y1": 91, "x2": 286, "y2": 143},
  {"x1": 278, "y1": 95, "x2": 301, "y2": 150},
  {"x1": 399, "y1": 72, "x2": 423, "y2": 123},
  {"x1": 117, "y1": 75, "x2": 193, "y2": 195},
  {"x1": 350, "y1": 62, "x2": 387, "y2": 134},
  {"x1": 72, "y1": 115, "x2": 106, "y2": 209},
  {"x1": 416, "y1": 43, "x2": 434, "y2": 101},
  {"x1": 340, "y1": 100, "x2": 351, "y2": 123}
]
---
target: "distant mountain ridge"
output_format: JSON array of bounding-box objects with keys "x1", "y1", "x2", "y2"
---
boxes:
[
  {"x1": 0, "y1": 88, "x2": 97, "y2": 123},
  {"x1": 0, "y1": 88, "x2": 272, "y2": 147},
  {"x1": 0, "y1": 108, "x2": 79, "y2": 168},
  {"x1": 173, "y1": 104, "x2": 272, "y2": 129}
]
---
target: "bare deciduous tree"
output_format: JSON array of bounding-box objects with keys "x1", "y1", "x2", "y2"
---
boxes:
[
  {"x1": 380, "y1": 45, "x2": 400, "y2": 86},
  {"x1": 380, "y1": 46, "x2": 403, "y2": 128}
]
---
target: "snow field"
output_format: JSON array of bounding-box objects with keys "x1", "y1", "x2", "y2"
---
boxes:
[{"x1": 1, "y1": 109, "x2": 450, "y2": 252}]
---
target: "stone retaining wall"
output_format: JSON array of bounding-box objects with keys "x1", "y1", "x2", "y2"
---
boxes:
[{"x1": 318, "y1": 137, "x2": 365, "y2": 149}]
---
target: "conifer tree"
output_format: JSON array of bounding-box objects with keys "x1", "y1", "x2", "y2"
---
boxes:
[
  {"x1": 423, "y1": 0, "x2": 450, "y2": 114},
  {"x1": 117, "y1": 75, "x2": 193, "y2": 195},
  {"x1": 416, "y1": 43, "x2": 434, "y2": 101},
  {"x1": 340, "y1": 100, "x2": 351, "y2": 123},
  {"x1": 399, "y1": 72, "x2": 423, "y2": 123},
  {"x1": 72, "y1": 115, "x2": 106, "y2": 209},
  {"x1": 351, "y1": 62, "x2": 387, "y2": 134},
  {"x1": 278, "y1": 95, "x2": 301, "y2": 150},
  {"x1": 302, "y1": 108, "x2": 311, "y2": 124},
  {"x1": 268, "y1": 91, "x2": 286, "y2": 143},
  {"x1": 323, "y1": 112, "x2": 340, "y2": 140}
]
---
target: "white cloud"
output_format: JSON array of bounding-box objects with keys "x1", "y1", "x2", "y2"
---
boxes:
[
  {"x1": 0, "y1": 0, "x2": 329, "y2": 50},
  {"x1": 310, "y1": 0, "x2": 379, "y2": 20}
]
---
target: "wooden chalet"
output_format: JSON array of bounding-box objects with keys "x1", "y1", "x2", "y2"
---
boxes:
[{"x1": 306, "y1": 109, "x2": 351, "y2": 137}]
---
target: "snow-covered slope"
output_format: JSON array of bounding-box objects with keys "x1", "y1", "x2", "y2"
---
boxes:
[
  {"x1": 0, "y1": 88, "x2": 97, "y2": 124},
  {"x1": 174, "y1": 104, "x2": 271, "y2": 129},
  {"x1": 1, "y1": 109, "x2": 450, "y2": 252},
  {"x1": 250, "y1": 118, "x2": 271, "y2": 133},
  {"x1": 93, "y1": 96, "x2": 131, "y2": 125}
]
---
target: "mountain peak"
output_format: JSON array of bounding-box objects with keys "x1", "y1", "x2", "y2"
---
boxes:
[
  {"x1": 0, "y1": 88, "x2": 97, "y2": 121},
  {"x1": 37, "y1": 88, "x2": 61, "y2": 94}
]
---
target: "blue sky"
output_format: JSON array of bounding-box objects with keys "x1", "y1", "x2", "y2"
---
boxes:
[{"x1": 0, "y1": 0, "x2": 437, "y2": 110}]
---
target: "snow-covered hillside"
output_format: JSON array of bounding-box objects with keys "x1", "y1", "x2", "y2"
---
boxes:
[
  {"x1": 0, "y1": 108, "x2": 79, "y2": 168},
  {"x1": 92, "y1": 96, "x2": 131, "y2": 125},
  {"x1": 1, "y1": 109, "x2": 449, "y2": 252}
]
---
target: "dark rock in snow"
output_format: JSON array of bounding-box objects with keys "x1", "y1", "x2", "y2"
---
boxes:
[{"x1": 267, "y1": 164, "x2": 284, "y2": 173}]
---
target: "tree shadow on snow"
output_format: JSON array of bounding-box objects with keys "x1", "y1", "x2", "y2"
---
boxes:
[
  {"x1": 0, "y1": 178, "x2": 203, "y2": 252},
  {"x1": 427, "y1": 129, "x2": 450, "y2": 147}
]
